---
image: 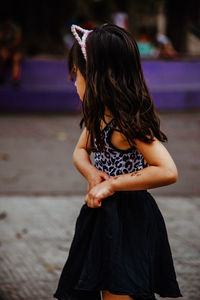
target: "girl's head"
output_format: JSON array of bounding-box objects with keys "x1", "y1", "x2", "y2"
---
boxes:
[
  {"x1": 68, "y1": 23, "x2": 167, "y2": 151},
  {"x1": 69, "y1": 23, "x2": 142, "y2": 96}
]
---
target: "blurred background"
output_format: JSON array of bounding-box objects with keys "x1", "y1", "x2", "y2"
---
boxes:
[
  {"x1": 1, "y1": 0, "x2": 200, "y2": 58},
  {"x1": 0, "y1": 0, "x2": 200, "y2": 300}
]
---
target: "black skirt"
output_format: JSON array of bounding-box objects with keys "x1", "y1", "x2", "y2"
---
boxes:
[{"x1": 53, "y1": 190, "x2": 183, "y2": 300}]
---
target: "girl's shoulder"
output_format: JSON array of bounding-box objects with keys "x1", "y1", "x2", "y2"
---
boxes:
[{"x1": 101, "y1": 118, "x2": 134, "y2": 151}]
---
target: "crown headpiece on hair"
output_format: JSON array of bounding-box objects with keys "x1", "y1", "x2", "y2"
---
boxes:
[{"x1": 71, "y1": 24, "x2": 93, "y2": 60}]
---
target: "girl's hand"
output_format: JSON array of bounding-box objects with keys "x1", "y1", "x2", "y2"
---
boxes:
[
  {"x1": 85, "y1": 179, "x2": 115, "y2": 208},
  {"x1": 87, "y1": 169, "x2": 110, "y2": 192}
]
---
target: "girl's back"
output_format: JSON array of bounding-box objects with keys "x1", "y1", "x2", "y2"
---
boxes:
[{"x1": 94, "y1": 118, "x2": 147, "y2": 176}]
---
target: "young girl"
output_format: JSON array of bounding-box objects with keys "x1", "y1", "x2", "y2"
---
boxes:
[{"x1": 54, "y1": 24, "x2": 182, "y2": 300}]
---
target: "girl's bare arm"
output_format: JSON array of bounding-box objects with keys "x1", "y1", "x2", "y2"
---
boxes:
[
  {"x1": 73, "y1": 128, "x2": 109, "y2": 187},
  {"x1": 109, "y1": 137, "x2": 178, "y2": 191},
  {"x1": 73, "y1": 128, "x2": 94, "y2": 178}
]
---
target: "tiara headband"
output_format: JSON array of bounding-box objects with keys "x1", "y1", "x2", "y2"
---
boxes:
[{"x1": 71, "y1": 24, "x2": 93, "y2": 60}]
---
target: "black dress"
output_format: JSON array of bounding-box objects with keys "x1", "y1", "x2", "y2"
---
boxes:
[{"x1": 53, "y1": 120, "x2": 183, "y2": 300}]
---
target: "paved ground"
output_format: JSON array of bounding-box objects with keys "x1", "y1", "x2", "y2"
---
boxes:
[
  {"x1": 0, "y1": 195, "x2": 200, "y2": 300},
  {"x1": 0, "y1": 111, "x2": 200, "y2": 196},
  {"x1": 0, "y1": 111, "x2": 200, "y2": 300}
]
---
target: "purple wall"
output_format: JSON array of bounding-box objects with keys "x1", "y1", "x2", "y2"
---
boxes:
[{"x1": 0, "y1": 58, "x2": 200, "y2": 112}]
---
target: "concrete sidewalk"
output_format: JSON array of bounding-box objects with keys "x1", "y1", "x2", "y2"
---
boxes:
[
  {"x1": 0, "y1": 111, "x2": 200, "y2": 196},
  {"x1": 0, "y1": 195, "x2": 200, "y2": 300}
]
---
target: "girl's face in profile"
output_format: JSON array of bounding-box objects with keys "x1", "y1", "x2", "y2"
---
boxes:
[{"x1": 74, "y1": 68, "x2": 86, "y2": 101}]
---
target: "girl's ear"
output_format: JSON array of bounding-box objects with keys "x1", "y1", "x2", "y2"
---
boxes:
[{"x1": 73, "y1": 65, "x2": 77, "y2": 74}]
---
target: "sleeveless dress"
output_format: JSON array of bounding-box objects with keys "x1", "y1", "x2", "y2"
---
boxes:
[{"x1": 53, "y1": 119, "x2": 183, "y2": 300}]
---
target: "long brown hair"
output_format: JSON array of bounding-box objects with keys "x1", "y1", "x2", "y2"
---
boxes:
[{"x1": 68, "y1": 23, "x2": 167, "y2": 152}]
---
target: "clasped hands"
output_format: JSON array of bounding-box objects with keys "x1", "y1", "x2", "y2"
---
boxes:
[{"x1": 85, "y1": 169, "x2": 115, "y2": 208}]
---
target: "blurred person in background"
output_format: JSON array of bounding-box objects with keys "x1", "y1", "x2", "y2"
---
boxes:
[
  {"x1": 157, "y1": 32, "x2": 178, "y2": 58},
  {"x1": 136, "y1": 26, "x2": 158, "y2": 58},
  {"x1": 0, "y1": 18, "x2": 22, "y2": 87},
  {"x1": 136, "y1": 25, "x2": 178, "y2": 59},
  {"x1": 111, "y1": 3, "x2": 129, "y2": 30},
  {"x1": 149, "y1": 25, "x2": 178, "y2": 59}
]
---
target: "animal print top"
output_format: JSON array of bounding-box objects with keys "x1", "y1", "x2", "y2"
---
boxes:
[{"x1": 94, "y1": 119, "x2": 148, "y2": 176}]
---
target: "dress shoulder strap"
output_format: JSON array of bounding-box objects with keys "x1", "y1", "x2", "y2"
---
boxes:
[
  {"x1": 102, "y1": 119, "x2": 115, "y2": 132},
  {"x1": 109, "y1": 119, "x2": 123, "y2": 133}
]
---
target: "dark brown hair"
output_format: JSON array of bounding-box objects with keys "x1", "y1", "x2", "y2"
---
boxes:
[{"x1": 68, "y1": 23, "x2": 167, "y2": 152}]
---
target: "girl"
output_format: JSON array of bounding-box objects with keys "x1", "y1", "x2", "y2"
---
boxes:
[{"x1": 54, "y1": 24, "x2": 182, "y2": 300}]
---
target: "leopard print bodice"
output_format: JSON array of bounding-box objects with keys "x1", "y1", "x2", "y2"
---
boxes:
[{"x1": 94, "y1": 119, "x2": 148, "y2": 176}]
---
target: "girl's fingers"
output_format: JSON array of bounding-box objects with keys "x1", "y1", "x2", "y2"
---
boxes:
[
  {"x1": 97, "y1": 200, "x2": 102, "y2": 207},
  {"x1": 85, "y1": 194, "x2": 101, "y2": 208},
  {"x1": 85, "y1": 194, "x2": 89, "y2": 204},
  {"x1": 100, "y1": 172, "x2": 110, "y2": 180},
  {"x1": 87, "y1": 171, "x2": 109, "y2": 192}
]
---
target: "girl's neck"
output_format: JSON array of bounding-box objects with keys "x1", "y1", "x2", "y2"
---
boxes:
[
  {"x1": 104, "y1": 107, "x2": 113, "y2": 121},
  {"x1": 100, "y1": 107, "x2": 113, "y2": 130}
]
